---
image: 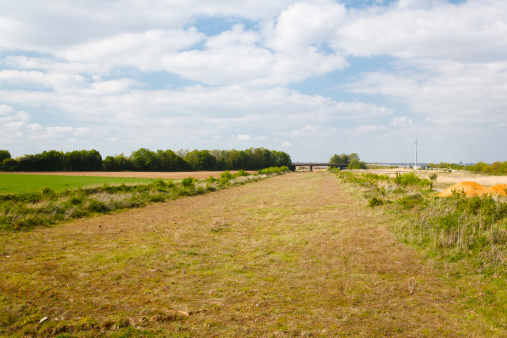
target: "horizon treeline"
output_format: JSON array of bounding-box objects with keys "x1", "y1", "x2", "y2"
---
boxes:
[
  {"x1": 428, "y1": 161, "x2": 507, "y2": 174},
  {"x1": 0, "y1": 148, "x2": 292, "y2": 172}
]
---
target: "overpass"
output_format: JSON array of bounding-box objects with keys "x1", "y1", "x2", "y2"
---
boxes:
[{"x1": 290, "y1": 163, "x2": 348, "y2": 171}]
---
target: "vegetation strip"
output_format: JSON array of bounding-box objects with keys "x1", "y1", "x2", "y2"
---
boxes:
[
  {"x1": 0, "y1": 172, "x2": 499, "y2": 336},
  {"x1": 335, "y1": 170, "x2": 507, "y2": 332},
  {"x1": 0, "y1": 167, "x2": 289, "y2": 231}
]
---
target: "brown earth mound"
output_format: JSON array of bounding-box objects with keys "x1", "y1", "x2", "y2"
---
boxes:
[
  {"x1": 438, "y1": 181, "x2": 507, "y2": 197},
  {"x1": 489, "y1": 184, "x2": 507, "y2": 197}
]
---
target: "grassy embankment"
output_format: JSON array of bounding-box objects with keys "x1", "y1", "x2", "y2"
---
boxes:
[
  {"x1": 335, "y1": 170, "x2": 507, "y2": 332},
  {"x1": 0, "y1": 168, "x2": 288, "y2": 231},
  {"x1": 1, "y1": 171, "x2": 503, "y2": 336}
]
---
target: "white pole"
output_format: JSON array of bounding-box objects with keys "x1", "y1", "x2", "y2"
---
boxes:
[{"x1": 415, "y1": 137, "x2": 418, "y2": 169}]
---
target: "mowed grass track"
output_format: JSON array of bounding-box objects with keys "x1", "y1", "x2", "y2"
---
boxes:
[
  {"x1": 0, "y1": 173, "x2": 496, "y2": 336},
  {"x1": 0, "y1": 174, "x2": 158, "y2": 194}
]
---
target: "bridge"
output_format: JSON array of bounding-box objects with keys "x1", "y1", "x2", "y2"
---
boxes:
[{"x1": 290, "y1": 163, "x2": 348, "y2": 171}]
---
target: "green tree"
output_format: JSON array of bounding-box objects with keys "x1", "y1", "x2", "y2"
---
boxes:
[
  {"x1": 157, "y1": 149, "x2": 189, "y2": 171},
  {"x1": 132, "y1": 148, "x2": 159, "y2": 171},
  {"x1": 185, "y1": 150, "x2": 217, "y2": 171},
  {"x1": 1, "y1": 158, "x2": 16, "y2": 171},
  {"x1": 39, "y1": 150, "x2": 65, "y2": 171},
  {"x1": 348, "y1": 158, "x2": 367, "y2": 169},
  {"x1": 330, "y1": 153, "x2": 349, "y2": 164},
  {"x1": 0, "y1": 150, "x2": 11, "y2": 163}
]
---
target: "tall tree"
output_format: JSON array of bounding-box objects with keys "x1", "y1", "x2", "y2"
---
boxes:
[{"x1": 0, "y1": 150, "x2": 11, "y2": 163}]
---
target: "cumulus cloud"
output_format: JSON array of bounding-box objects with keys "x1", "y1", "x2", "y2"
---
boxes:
[
  {"x1": 338, "y1": 0, "x2": 507, "y2": 62},
  {"x1": 237, "y1": 134, "x2": 252, "y2": 140},
  {"x1": 60, "y1": 29, "x2": 204, "y2": 72},
  {"x1": 1, "y1": 0, "x2": 506, "y2": 162},
  {"x1": 390, "y1": 116, "x2": 413, "y2": 127},
  {"x1": 163, "y1": 23, "x2": 347, "y2": 86},
  {"x1": 0, "y1": 105, "x2": 106, "y2": 155}
]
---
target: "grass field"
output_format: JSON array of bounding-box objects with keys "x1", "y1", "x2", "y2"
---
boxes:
[
  {"x1": 0, "y1": 174, "x2": 160, "y2": 194},
  {"x1": 1, "y1": 172, "x2": 503, "y2": 337}
]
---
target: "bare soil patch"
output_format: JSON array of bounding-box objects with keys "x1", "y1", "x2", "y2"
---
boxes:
[
  {"x1": 0, "y1": 172, "x2": 494, "y2": 336},
  {"x1": 7, "y1": 170, "x2": 257, "y2": 180},
  {"x1": 438, "y1": 181, "x2": 507, "y2": 197}
]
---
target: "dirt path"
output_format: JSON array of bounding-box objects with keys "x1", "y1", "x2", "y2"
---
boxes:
[{"x1": 0, "y1": 173, "x2": 491, "y2": 336}]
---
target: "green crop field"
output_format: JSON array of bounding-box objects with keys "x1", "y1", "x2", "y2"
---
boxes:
[{"x1": 0, "y1": 174, "x2": 160, "y2": 194}]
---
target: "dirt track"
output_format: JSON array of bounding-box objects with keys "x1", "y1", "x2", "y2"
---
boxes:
[{"x1": 0, "y1": 172, "x2": 496, "y2": 336}]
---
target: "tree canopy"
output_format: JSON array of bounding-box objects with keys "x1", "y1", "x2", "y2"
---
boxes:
[
  {"x1": 329, "y1": 152, "x2": 366, "y2": 169},
  {"x1": 2, "y1": 147, "x2": 291, "y2": 172}
]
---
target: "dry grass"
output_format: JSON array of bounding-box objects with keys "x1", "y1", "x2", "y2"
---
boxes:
[{"x1": 0, "y1": 173, "x2": 498, "y2": 336}]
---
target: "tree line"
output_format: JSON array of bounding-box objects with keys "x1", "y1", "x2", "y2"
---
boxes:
[
  {"x1": 329, "y1": 152, "x2": 367, "y2": 169},
  {"x1": 428, "y1": 161, "x2": 507, "y2": 174},
  {"x1": 0, "y1": 148, "x2": 292, "y2": 172}
]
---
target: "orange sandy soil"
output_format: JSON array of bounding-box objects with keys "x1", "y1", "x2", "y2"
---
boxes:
[
  {"x1": 0, "y1": 173, "x2": 497, "y2": 336},
  {"x1": 6, "y1": 171, "x2": 258, "y2": 179}
]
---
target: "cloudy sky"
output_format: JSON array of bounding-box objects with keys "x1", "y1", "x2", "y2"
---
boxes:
[{"x1": 0, "y1": 0, "x2": 505, "y2": 163}]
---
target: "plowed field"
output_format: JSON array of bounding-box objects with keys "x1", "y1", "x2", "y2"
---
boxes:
[{"x1": 0, "y1": 173, "x2": 496, "y2": 336}]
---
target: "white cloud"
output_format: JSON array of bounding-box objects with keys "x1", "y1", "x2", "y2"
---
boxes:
[
  {"x1": 0, "y1": 0, "x2": 294, "y2": 53},
  {"x1": 356, "y1": 125, "x2": 388, "y2": 133},
  {"x1": 282, "y1": 141, "x2": 293, "y2": 147},
  {"x1": 390, "y1": 116, "x2": 413, "y2": 127},
  {"x1": 59, "y1": 28, "x2": 204, "y2": 72},
  {"x1": 163, "y1": 23, "x2": 347, "y2": 86},
  {"x1": 263, "y1": 0, "x2": 346, "y2": 54},
  {"x1": 237, "y1": 134, "x2": 251, "y2": 140},
  {"x1": 1, "y1": 0, "x2": 507, "y2": 162},
  {"x1": 348, "y1": 60, "x2": 507, "y2": 127},
  {"x1": 338, "y1": 0, "x2": 507, "y2": 62}
]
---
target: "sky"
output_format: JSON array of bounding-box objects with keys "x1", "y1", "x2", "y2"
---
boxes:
[{"x1": 0, "y1": 0, "x2": 506, "y2": 163}]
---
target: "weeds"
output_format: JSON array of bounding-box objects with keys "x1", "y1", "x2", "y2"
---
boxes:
[
  {"x1": 337, "y1": 171, "x2": 507, "y2": 274},
  {"x1": 0, "y1": 168, "x2": 289, "y2": 231}
]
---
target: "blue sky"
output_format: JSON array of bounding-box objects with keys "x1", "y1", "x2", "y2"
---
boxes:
[{"x1": 1, "y1": 0, "x2": 506, "y2": 163}]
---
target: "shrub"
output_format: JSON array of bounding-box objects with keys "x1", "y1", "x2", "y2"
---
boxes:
[
  {"x1": 41, "y1": 187, "x2": 54, "y2": 195},
  {"x1": 181, "y1": 177, "x2": 195, "y2": 187},
  {"x1": 87, "y1": 199, "x2": 108, "y2": 212},
  {"x1": 220, "y1": 170, "x2": 232, "y2": 181},
  {"x1": 394, "y1": 172, "x2": 432, "y2": 189},
  {"x1": 396, "y1": 194, "x2": 423, "y2": 209},
  {"x1": 368, "y1": 197, "x2": 384, "y2": 207}
]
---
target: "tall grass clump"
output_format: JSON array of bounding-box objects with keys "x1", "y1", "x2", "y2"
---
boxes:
[
  {"x1": 258, "y1": 166, "x2": 289, "y2": 175},
  {"x1": 336, "y1": 171, "x2": 507, "y2": 274},
  {"x1": 0, "y1": 167, "x2": 290, "y2": 231}
]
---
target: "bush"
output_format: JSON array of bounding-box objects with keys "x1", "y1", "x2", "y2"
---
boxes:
[
  {"x1": 348, "y1": 158, "x2": 367, "y2": 169},
  {"x1": 258, "y1": 166, "x2": 289, "y2": 175},
  {"x1": 394, "y1": 172, "x2": 432, "y2": 189},
  {"x1": 87, "y1": 199, "x2": 108, "y2": 212},
  {"x1": 220, "y1": 170, "x2": 232, "y2": 181},
  {"x1": 181, "y1": 177, "x2": 195, "y2": 187},
  {"x1": 368, "y1": 197, "x2": 384, "y2": 207}
]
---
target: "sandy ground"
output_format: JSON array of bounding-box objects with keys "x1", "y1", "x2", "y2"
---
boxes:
[{"x1": 4, "y1": 171, "x2": 258, "y2": 179}]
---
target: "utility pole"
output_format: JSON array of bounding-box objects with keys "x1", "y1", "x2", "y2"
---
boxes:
[{"x1": 415, "y1": 137, "x2": 418, "y2": 169}]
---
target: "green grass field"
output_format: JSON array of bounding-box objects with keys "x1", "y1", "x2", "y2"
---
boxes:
[{"x1": 0, "y1": 174, "x2": 160, "y2": 194}]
